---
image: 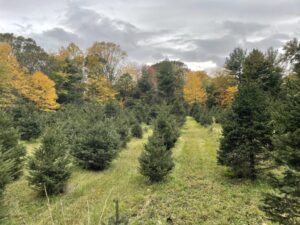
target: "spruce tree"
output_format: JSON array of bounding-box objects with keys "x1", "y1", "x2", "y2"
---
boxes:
[
  {"x1": 27, "y1": 127, "x2": 71, "y2": 195},
  {"x1": 262, "y1": 41, "x2": 300, "y2": 225},
  {"x1": 0, "y1": 110, "x2": 26, "y2": 179},
  {"x1": 72, "y1": 120, "x2": 120, "y2": 170},
  {"x1": 218, "y1": 82, "x2": 272, "y2": 179},
  {"x1": 139, "y1": 133, "x2": 174, "y2": 182}
]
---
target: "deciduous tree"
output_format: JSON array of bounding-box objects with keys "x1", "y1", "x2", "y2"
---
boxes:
[
  {"x1": 25, "y1": 71, "x2": 59, "y2": 111},
  {"x1": 183, "y1": 71, "x2": 207, "y2": 105}
]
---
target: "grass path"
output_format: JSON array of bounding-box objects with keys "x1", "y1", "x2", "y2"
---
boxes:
[{"x1": 3, "y1": 118, "x2": 273, "y2": 225}]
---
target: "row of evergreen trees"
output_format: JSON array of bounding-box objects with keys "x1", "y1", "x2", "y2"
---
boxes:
[
  {"x1": 27, "y1": 101, "x2": 144, "y2": 195},
  {"x1": 139, "y1": 106, "x2": 183, "y2": 182},
  {"x1": 0, "y1": 101, "x2": 145, "y2": 199},
  {"x1": 218, "y1": 40, "x2": 300, "y2": 224}
]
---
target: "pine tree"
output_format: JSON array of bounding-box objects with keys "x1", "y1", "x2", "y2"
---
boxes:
[
  {"x1": 27, "y1": 127, "x2": 71, "y2": 195},
  {"x1": 218, "y1": 82, "x2": 272, "y2": 179},
  {"x1": 262, "y1": 41, "x2": 300, "y2": 225},
  {"x1": 139, "y1": 133, "x2": 174, "y2": 182},
  {"x1": 0, "y1": 110, "x2": 26, "y2": 179},
  {"x1": 72, "y1": 120, "x2": 120, "y2": 170}
]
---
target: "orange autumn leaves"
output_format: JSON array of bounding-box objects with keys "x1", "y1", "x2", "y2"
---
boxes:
[
  {"x1": 0, "y1": 43, "x2": 58, "y2": 111},
  {"x1": 183, "y1": 70, "x2": 238, "y2": 107}
]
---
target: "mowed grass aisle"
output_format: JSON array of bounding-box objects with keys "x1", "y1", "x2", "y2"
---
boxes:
[{"x1": 3, "y1": 118, "x2": 273, "y2": 225}]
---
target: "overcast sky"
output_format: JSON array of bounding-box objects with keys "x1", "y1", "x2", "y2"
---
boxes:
[{"x1": 0, "y1": 0, "x2": 299, "y2": 71}]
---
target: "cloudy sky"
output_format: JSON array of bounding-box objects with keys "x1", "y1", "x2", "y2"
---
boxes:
[{"x1": 0, "y1": 0, "x2": 299, "y2": 71}]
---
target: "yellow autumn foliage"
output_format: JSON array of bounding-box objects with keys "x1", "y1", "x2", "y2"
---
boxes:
[
  {"x1": 86, "y1": 75, "x2": 118, "y2": 103},
  {"x1": 24, "y1": 71, "x2": 59, "y2": 111},
  {"x1": 0, "y1": 43, "x2": 27, "y2": 108},
  {"x1": 183, "y1": 71, "x2": 207, "y2": 105},
  {"x1": 219, "y1": 86, "x2": 238, "y2": 107}
]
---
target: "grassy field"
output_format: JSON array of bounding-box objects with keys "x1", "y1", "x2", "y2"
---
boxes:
[{"x1": 2, "y1": 117, "x2": 274, "y2": 225}]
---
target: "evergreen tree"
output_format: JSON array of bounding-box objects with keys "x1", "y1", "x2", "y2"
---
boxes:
[
  {"x1": 196, "y1": 107, "x2": 213, "y2": 127},
  {"x1": 243, "y1": 49, "x2": 282, "y2": 97},
  {"x1": 225, "y1": 47, "x2": 247, "y2": 82},
  {"x1": 115, "y1": 115, "x2": 130, "y2": 147},
  {"x1": 131, "y1": 122, "x2": 143, "y2": 138},
  {"x1": 139, "y1": 133, "x2": 174, "y2": 182},
  {"x1": 12, "y1": 102, "x2": 43, "y2": 140},
  {"x1": 104, "y1": 100, "x2": 121, "y2": 118},
  {"x1": 154, "y1": 112, "x2": 179, "y2": 150},
  {"x1": 27, "y1": 127, "x2": 71, "y2": 195},
  {"x1": 0, "y1": 147, "x2": 13, "y2": 218},
  {"x1": 170, "y1": 98, "x2": 186, "y2": 126},
  {"x1": 218, "y1": 82, "x2": 272, "y2": 179},
  {"x1": 262, "y1": 41, "x2": 300, "y2": 225},
  {"x1": 72, "y1": 120, "x2": 120, "y2": 170},
  {"x1": 154, "y1": 60, "x2": 185, "y2": 103},
  {"x1": 0, "y1": 110, "x2": 26, "y2": 179}
]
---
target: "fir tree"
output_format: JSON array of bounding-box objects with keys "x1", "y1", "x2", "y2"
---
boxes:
[
  {"x1": 72, "y1": 120, "x2": 120, "y2": 170},
  {"x1": 262, "y1": 41, "x2": 300, "y2": 225},
  {"x1": 27, "y1": 127, "x2": 71, "y2": 195},
  {"x1": 218, "y1": 82, "x2": 272, "y2": 179},
  {"x1": 0, "y1": 147, "x2": 13, "y2": 218},
  {"x1": 0, "y1": 110, "x2": 26, "y2": 179},
  {"x1": 139, "y1": 133, "x2": 174, "y2": 182},
  {"x1": 154, "y1": 112, "x2": 179, "y2": 150},
  {"x1": 12, "y1": 102, "x2": 43, "y2": 140}
]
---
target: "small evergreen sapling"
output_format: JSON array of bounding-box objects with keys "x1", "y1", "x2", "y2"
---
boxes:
[
  {"x1": 0, "y1": 110, "x2": 26, "y2": 179},
  {"x1": 154, "y1": 112, "x2": 179, "y2": 150},
  {"x1": 27, "y1": 127, "x2": 71, "y2": 195},
  {"x1": 72, "y1": 120, "x2": 120, "y2": 170},
  {"x1": 139, "y1": 133, "x2": 174, "y2": 182}
]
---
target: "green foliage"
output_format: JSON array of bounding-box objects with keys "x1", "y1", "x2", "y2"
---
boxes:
[
  {"x1": 0, "y1": 147, "x2": 14, "y2": 219},
  {"x1": 154, "y1": 112, "x2": 179, "y2": 150},
  {"x1": 170, "y1": 98, "x2": 186, "y2": 126},
  {"x1": 114, "y1": 73, "x2": 135, "y2": 102},
  {"x1": 262, "y1": 43, "x2": 300, "y2": 224},
  {"x1": 131, "y1": 122, "x2": 143, "y2": 138},
  {"x1": 154, "y1": 61, "x2": 185, "y2": 103},
  {"x1": 104, "y1": 100, "x2": 121, "y2": 118},
  {"x1": 139, "y1": 133, "x2": 174, "y2": 182},
  {"x1": 72, "y1": 120, "x2": 121, "y2": 170},
  {"x1": 11, "y1": 102, "x2": 43, "y2": 140},
  {"x1": 27, "y1": 127, "x2": 71, "y2": 195},
  {"x1": 243, "y1": 49, "x2": 282, "y2": 97},
  {"x1": 0, "y1": 110, "x2": 26, "y2": 180},
  {"x1": 190, "y1": 103, "x2": 213, "y2": 127},
  {"x1": 0, "y1": 33, "x2": 51, "y2": 74},
  {"x1": 51, "y1": 59, "x2": 85, "y2": 104},
  {"x1": 225, "y1": 47, "x2": 246, "y2": 82},
  {"x1": 115, "y1": 115, "x2": 131, "y2": 147},
  {"x1": 218, "y1": 83, "x2": 272, "y2": 179},
  {"x1": 133, "y1": 66, "x2": 156, "y2": 105}
]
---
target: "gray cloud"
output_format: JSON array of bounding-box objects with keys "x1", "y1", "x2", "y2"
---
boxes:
[{"x1": 0, "y1": 0, "x2": 299, "y2": 70}]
